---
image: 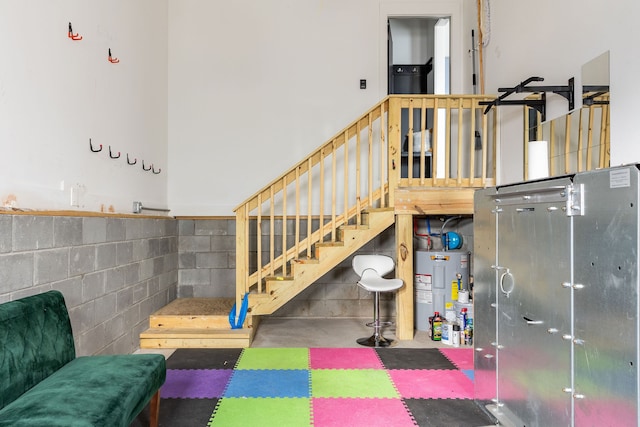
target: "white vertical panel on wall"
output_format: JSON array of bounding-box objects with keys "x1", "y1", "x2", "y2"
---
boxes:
[{"x1": 0, "y1": 1, "x2": 168, "y2": 213}]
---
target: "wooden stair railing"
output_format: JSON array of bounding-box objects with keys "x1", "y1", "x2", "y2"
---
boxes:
[
  {"x1": 524, "y1": 92, "x2": 610, "y2": 179},
  {"x1": 392, "y1": 96, "x2": 497, "y2": 190},
  {"x1": 233, "y1": 94, "x2": 498, "y2": 324}
]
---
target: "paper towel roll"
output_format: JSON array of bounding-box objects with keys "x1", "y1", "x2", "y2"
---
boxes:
[
  {"x1": 458, "y1": 290, "x2": 469, "y2": 304},
  {"x1": 528, "y1": 140, "x2": 549, "y2": 180}
]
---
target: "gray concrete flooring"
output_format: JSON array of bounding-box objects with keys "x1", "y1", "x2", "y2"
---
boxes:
[
  {"x1": 135, "y1": 317, "x2": 451, "y2": 358},
  {"x1": 251, "y1": 317, "x2": 445, "y2": 348}
]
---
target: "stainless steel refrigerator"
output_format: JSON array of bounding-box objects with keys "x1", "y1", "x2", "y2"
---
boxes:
[{"x1": 474, "y1": 165, "x2": 640, "y2": 426}]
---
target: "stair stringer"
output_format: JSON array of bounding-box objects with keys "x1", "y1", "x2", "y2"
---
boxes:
[{"x1": 248, "y1": 208, "x2": 395, "y2": 316}]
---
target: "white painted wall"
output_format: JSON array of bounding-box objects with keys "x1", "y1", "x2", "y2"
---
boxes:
[
  {"x1": 168, "y1": 0, "x2": 467, "y2": 216},
  {"x1": 389, "y1": 18, "x2": 435, "y2": 65},
  {"x1": 0, "y1": 1, "x2": 168, "y2": 213},
  {"x1": 10, "y1": 1, "x2": 636, "y2": 215},
  {"x1": 483, "y1": 0, "x2": 640, "y2": 184}
]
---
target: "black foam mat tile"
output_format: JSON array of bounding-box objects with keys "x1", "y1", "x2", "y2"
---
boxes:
[
  {"x1": 376, "y1": 348, "x2": 457, "y2": 370},
  {"x1": 404, "y1": 398, "x2": 497, "y2": 427},
  {"x1": 165, "y1": 348, "x2": 243, "y2": 370},
  {"x1": 158, "y1": 398, "x2": 218, "y2": 427}
]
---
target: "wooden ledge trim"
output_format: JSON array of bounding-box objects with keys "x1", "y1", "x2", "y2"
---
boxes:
[
  {"x1": 0, "y1": 209, "x2": 174, "y2": 219},
  {"x1": 394, "y1": 188, "x2": 476, "y2": 215}
]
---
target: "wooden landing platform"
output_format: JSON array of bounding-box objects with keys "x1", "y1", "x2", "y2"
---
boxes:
[
  {"x1": 152, "y1": 297, "x2": 234, "y2": 315},
  {"x1": 140, "y1": 298, "x2": 256, "y2": 349}
]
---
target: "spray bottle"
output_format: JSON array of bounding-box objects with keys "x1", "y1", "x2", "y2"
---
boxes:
[
  {"x1": 431, "y1": 311, "x2": 443, "y2": 341},
  {"x1": 458, "y1": 307, "x2": 468, "y2": 343}
]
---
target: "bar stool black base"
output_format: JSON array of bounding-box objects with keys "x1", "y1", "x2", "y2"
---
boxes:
[{"x1": 357, "y1": 334, "x2": 395, "y2": 348}]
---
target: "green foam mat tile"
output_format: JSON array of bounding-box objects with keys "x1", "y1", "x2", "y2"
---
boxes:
[
  {"x1": 208, "y1": 397, "x2": 311, "y2": 427},
  {"x1": 235, "y1": 347, "x2": 309, "y2": 370},
  {"x1": 311, "y1": 369, "x2": 399, "y2": 398}
]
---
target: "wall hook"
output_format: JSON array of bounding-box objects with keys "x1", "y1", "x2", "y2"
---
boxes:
[
  {"x1": 142, "y1": 160, "x2": 152, "y2": 171},
  {"x1": 89, "y1": 138, "x2": 102, "y2": 152},
  {"x1": 127, "y1": 153, "x2": 137, "y2": 165},
  {"x1": 109, "y1": 146, "x2": 120, "y2": 159},
  {"x1": 152, "y1": 165, "x2": 161, "y2": 174},
  {"x1": 108, "y1": 48, "x2": 120, "y2": 63},
  {"x1": 68, "y1": 22, "x2": 82, "y2": 40}
]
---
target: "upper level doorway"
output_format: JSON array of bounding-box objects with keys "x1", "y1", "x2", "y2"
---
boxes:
[
  {"x1": 379, "y1": 0, "x2": 462, "y2": 97},
  {"x1": 387, "y1": 17, "x2": 450, "y2": 97}
]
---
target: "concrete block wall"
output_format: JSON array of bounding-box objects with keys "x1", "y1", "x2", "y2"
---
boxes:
[
  {"x1": 0, "y1": 214, "x2": 178, "y2": 356},
  {"x1": 177, "y1": 219, "x2": 236, "y2": 298}
]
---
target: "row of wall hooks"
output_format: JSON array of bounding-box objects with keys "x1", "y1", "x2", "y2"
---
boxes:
[
  {"x1": 89, "y1": 139, "x2": 161, "y2": 174},
  {"x1": 68, "y1": 22, "x2": 120, "y2": 64}
]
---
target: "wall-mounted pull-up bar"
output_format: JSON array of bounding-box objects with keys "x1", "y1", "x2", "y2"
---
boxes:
[{"x1": 480, "y1": 76, "x2": 575, "y2": 122}]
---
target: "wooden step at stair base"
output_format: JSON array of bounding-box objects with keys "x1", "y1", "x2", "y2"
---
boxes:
[
  {"x1": 140, "y1": 328, "x2": 252, "y2": 349},
  {"x1": 140, "y1": 297, "x2": 257, "y2": 349}
]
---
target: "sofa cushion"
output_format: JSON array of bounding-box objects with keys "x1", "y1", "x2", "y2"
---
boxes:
[
  {"x1": 0, "y1": 353, "x2": 166, "y2": 427},
  {"x1": 0, "y1": 291, "x2": 75, "y2": 410}
]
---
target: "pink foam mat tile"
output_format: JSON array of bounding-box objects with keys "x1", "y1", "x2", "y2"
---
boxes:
[
  {"x1": 310, "y1": 347, "x2": 383, "y2": 369},
  {"x1": 312, "y1": 398, "x2": 416, "y2": 427},
  {"x1": 389, "y1": 369, "x2": 474, "y2": 399},
  {"x1": 438, "y1": 347, "x2": 474, "y2": 370}
]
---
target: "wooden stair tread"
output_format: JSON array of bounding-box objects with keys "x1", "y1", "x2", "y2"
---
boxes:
[
  {"x1": 291, "y1": 258, "x2": 319, "y2": 265},
  {"x1": 315, "y1": 241, "x2": 345, "y2": 247},
  {"x1": 340, "y1": 224, "x2": 370, "y2": 230},
  {"x1": 264, "y1": 276, "x2": 294, "y2": 281}
]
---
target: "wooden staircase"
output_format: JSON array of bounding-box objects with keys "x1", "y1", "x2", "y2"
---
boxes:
[{"x1": 140, "y1": 94, "x2": 500, "y2": 349}]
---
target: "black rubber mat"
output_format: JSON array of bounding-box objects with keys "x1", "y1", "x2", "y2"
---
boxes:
[
  {"x1": 376, "y1": 347, "x2": 458, "y2": 370},
  {"x1": 165, "y1": 348, "x2": 242, "y2": 370},
  {"x1": 404, "y1": 398, "x2": 497, "y2": 427}
]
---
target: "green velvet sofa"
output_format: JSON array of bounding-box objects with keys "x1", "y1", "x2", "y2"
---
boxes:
[{"x1": 0, "y1": 290, "x2": 166, "y2": 427}]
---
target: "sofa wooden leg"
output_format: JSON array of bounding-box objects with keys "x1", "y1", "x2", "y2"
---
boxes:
[{"x1": 149, "y1": 390, "x2": 161, "y2": 427}]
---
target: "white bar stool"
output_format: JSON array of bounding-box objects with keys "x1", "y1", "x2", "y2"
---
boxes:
[{"x1": 352, "y1": 255, "x2": 404, "y2": 347}]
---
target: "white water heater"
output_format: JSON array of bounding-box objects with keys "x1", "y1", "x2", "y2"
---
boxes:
[{"x1": 415, "y1": 250, "x2": 470, "y2": 331}]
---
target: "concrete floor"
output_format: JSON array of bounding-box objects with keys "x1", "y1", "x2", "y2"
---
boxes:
[
  {"x1": 134, "y1": 317, "x2": 456, "y2": 363},
  {"x1": 251, "y1": 317, "x2": 446, "y2": 348},
  {"x1": 135, "y1": 317, "x2": 449, "y2": 358}
]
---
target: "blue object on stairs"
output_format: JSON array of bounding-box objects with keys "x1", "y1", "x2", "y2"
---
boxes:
[{"x1": 228, "y1": 293, "x2": 249, "y2": 329}]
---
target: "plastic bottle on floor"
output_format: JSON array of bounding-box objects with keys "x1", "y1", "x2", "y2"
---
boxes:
[{"x1": 431, "y1": 312, "x2": 443, "y2": 341}]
